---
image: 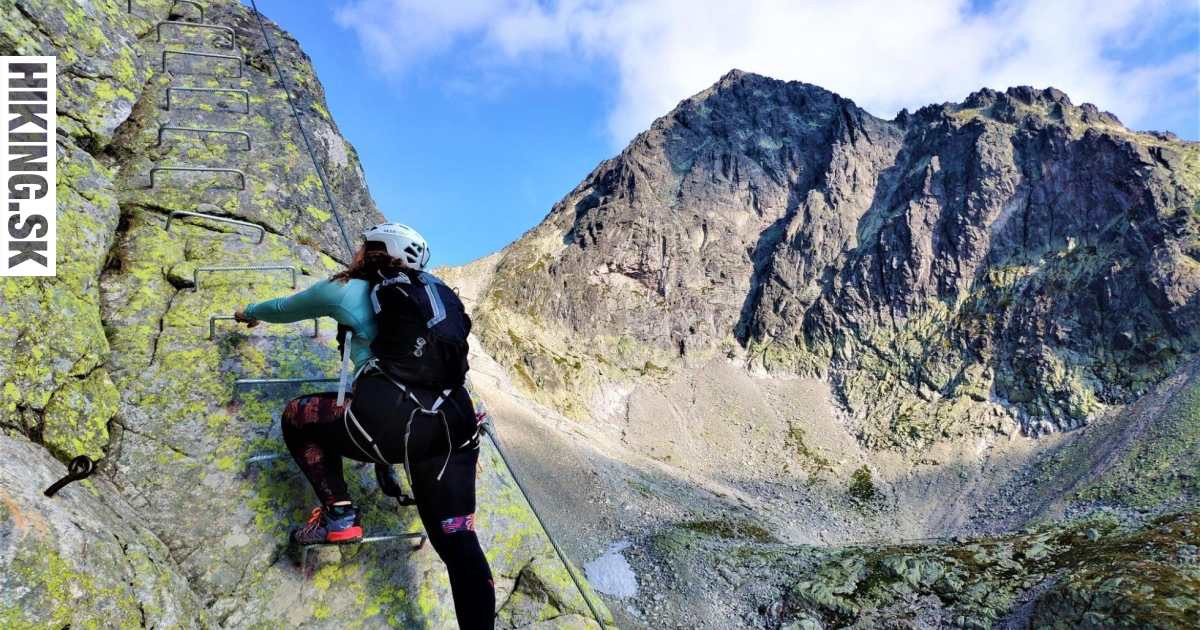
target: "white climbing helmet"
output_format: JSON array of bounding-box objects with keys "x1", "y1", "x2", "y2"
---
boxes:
[{"x1": 362, "y1": 223, "x2": 430, "y2": 270}]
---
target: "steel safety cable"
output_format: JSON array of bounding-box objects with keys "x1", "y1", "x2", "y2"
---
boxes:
[
  {"x1": 482, "y1": 423, "x2": 610, "y2": 630},
  {"x1": 250, "y1": 5, "x2": 606, "y2": 625},
  {"x1": 248, "y1": 0, "x2": 355, "y2": 259}
]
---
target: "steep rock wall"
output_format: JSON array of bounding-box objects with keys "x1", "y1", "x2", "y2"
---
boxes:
[{"x1": 0, "y1": 1, "x2": 609, "y2": 627}]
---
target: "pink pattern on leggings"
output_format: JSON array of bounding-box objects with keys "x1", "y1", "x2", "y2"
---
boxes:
[{"x1": 441, "y1": 514, "x2": 476, "y2": 534}]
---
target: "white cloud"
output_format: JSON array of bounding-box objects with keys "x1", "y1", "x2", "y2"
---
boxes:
[{"x1": 334, "y1": 0, "x2": 1198, "y2": 146}]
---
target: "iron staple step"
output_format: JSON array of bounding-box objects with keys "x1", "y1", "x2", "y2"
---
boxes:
[
  {"x1": 165, "y1": 86, "x2": 251, "y2": 114},
  {"x1": 193, "y1": 264, "x2": 297, "y2": 289},
  {"x1": 162, "y1": 49, "x2": 243, "y2": 78},
  {"x1": 157, "y1": 125, "x2": 252, "y2": 150},
  {"x1": 165, "y1": 210, "x2": 265, "y2": 243},
  {"x1": 157, "y1": 21, "x2": 235, "y2": 48},
  {"x1": 150, "y1": 165, "x2": 246, "y2": 190}
]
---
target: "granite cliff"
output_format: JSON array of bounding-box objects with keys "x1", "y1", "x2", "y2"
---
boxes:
[
  {"x1": 0, "y1": 1, "x2": 609, "y2": 628},
  {"x1": 469, "y1": 70, "x2": 1200, "y2": 449}
]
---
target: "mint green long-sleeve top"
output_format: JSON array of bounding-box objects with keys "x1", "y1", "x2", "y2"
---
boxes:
[{"x1": 244, "y1": 278, "x2": 377, "y2": 370}]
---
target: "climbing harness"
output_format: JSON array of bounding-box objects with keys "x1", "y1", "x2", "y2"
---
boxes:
[
  {"x1": 43, "y1": 455, "x2": 96, "y2": 498},
  {"x1": 336, "y1": 330, "x2": 354, "y2": 406},
  {"x1": 341, "y1": 359, "x2": 456, "y2": 490}
]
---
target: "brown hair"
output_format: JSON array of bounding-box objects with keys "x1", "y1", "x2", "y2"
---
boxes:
[{"x1": 332, "y1": 241, "x2": 409, "y2": 283}]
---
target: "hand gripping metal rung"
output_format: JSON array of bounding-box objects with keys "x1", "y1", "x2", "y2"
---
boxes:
[
  {"x1": 166, "y1": 210, "x2": 265, "y2": 243},
  {"x1": 150, "y1": 166, "x2": 246, "y2": 190},
  {"x1": 158, "y1": 125, "x2": 252, "y2": 150},
  {"x1": 208, "y1": 315, "x2": 319, "y2": 340},
  {"x1": 162, "y1": 50, "x2": 243, "y2": 77},
  {"x1": 166, "y1": 87, "x2": 250, "y2": 114},
  {"x1": 193, "y1": 265, "x2": 297, "y2": 290},
  {"x1": 157, "y1": 21, "x2": 234, "y2": 48},
  {"x1": 169, "y1": 1, "x2": 205, "y2": 22}
]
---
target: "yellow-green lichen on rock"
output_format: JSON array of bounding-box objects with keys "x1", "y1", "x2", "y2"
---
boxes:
[
  {"x1": 1, "y1": 0, "x2": 615, "y2": 628},
  {"x1": 0, "y1": 435, "x2": 212, "y2": 629},
  {"x1": 656, "y1": 506, "x2": 1200, "y2": 630}
]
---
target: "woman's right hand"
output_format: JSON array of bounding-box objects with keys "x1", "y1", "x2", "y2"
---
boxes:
[{"x1": 234, "y1": 307, "x2": 261, "y2": 328}]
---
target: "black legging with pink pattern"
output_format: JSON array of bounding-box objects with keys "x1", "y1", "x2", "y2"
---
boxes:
[{"x1": 280, "y1": 373, "x2": 495, "y2": 630}]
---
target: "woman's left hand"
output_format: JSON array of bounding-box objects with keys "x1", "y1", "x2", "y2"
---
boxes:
[{"x1": 234, "y1": 307, "x2": 261, "y2": 328}]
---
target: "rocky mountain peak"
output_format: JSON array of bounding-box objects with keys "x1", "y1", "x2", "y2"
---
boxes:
[
  {"x1": 474, "y1": 69, "x2": 1200, "y2": 449},
  {"x1": 943, "y1": 84, "x2": 1125, "y2": 130}
]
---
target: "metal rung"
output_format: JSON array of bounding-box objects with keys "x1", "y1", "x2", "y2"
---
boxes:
[
  {"x1": 359, "y1": 534, "x2": 427, "y2": 544},
  {"x1": 246, "y1": 452, "x2": 288, "y2": 465},
  {"x1": 235, "y1": 376, "x2": 338, "y2": 387},
  {"x1": 166, "y1": 87, "x2": 250, "y2": 114},
  {"x1": 158, "y1": 125, "x2": 252, "y2": 150},
  {"x1": 157, "y1": 21, "x2": 234, "y2": 47},
  {"x1": 209, "y1": 315, "x2": 319, "y2": 340},
  {"x1": 232, "y1": 376, "x2": 339, "y2": 401},
  {"x1": 170, "y1": 0, "x2": 205, "y2": 22},
  {"x1": 301, "y1": 532, "x2": 427, "y2": 575},
  {"x1": 236, "y1": 377, "x2": 338, "y2": 385},
  {"x1": 150, "y1": 166, "x2": 246, "y2": 190},
  {"x1": 166, "y1": 210, "x2": 265, "y2": 243},
  {"x1": 162, "y1": 50, "x2": 243, "y2": 77},
  {"x1": 194, "y1": 264, "x2": 296, "y2": 289}
]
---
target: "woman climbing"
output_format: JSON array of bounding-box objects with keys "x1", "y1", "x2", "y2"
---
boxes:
[{"x1": 233, "y1": 223, "x2": 495, "y2": 630}]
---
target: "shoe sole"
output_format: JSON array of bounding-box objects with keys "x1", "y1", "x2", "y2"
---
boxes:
[{"x1": 295, "y1": 526, "x2": 363, "y2": 546}]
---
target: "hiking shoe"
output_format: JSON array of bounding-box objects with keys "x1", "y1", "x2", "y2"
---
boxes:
[{"x1": 292, "y1": 505, "x2": 362, "y2": 545}]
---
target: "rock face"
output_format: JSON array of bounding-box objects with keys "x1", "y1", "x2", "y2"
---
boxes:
[
  {"x1": 0, "y1": 0, "x2": 609, "y2": 627},
  {"x1": 473, "y1": 70, "x2": 1200, "y2": 448},
  {"x1": 655, "y1": 506, "x2": 1200, "y2": 630}
]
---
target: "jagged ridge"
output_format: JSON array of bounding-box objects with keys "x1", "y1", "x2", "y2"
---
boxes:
[{"x1": 473, "y1": 69, "x2": 1200, "y2": 449}]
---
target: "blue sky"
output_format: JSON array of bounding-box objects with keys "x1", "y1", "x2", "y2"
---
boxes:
[{"x1": 253, "y1": 0, "x2": 1198, "y2": 268}]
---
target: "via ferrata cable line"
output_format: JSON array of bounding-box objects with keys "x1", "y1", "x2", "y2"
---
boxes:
[
  {"x1": 248, "y1": 0, "x2": 355, "y2": 260},
  {"x1": 482, "y1": 422, "x2": 610, "y2": 630},
  {"x1": 239, "y1": 6, "x2": 607, "y2": 625}
]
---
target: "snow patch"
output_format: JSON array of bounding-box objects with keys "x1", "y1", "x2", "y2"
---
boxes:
[{"x1": 584, "y1": 541, "x2": 638, "y2": 599}]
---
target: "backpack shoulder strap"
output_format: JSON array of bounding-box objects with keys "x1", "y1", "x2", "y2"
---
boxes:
[
  {"x1": 370, "y1": 269, "x2": 414, "y2": 314},
  {"x1": 419, "y1": 272, "x2": 448, "y2": 327}
]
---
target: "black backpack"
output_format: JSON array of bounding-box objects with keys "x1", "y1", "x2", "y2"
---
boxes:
[{"x1": 369, "y1": 268, "x2": 471, "y2": 390}]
